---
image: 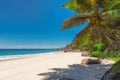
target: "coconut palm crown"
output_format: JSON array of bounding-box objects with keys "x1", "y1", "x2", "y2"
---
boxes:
[{"x1": 62, "y1": 0, "x2": 120, "y2": 53}]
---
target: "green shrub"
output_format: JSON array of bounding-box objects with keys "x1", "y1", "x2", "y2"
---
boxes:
[
  {"x1": 89, "y1": 43, "x2": 105, "y2": 57},
  {"x1": 90, "y1": 51, "x2": 102, "y2": 57},
  {"x1": 99, "y1": 51, "x2": 120, "y2": 62},
  {"x1": 93, "y1": 43, "x2": 105, "y2": 51},
  {"x1": 104, "y1": 51, "x2": 120, "y2": 57},
  {"x1": 81, "y1": 45, "x2": 89, "y2": 51}
]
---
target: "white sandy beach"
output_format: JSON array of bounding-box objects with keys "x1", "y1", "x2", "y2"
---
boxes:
[{"x1": 0, "y1": 52, "x2": 114, "y2": 80}]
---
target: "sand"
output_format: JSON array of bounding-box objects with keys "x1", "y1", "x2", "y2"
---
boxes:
[{"x1": 0, "y1": 52, "x2": 114, "y2": 80}]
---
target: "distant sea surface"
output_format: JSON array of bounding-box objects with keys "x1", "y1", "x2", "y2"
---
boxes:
[{"x1": 0, "y1": 49, "x2": 63, "y2": 60}]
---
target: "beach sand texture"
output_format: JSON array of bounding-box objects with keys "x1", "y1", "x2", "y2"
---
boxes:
[{"x1": 0, "y1": 52, "x2": 113, "y2": 80}]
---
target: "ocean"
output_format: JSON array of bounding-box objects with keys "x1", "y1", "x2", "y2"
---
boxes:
[{"x1": 0, "y1": 49, "x2": 63, "y2": 60}]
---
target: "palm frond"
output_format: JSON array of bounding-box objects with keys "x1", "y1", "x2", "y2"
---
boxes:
[
  {"x1": 88, "y1": 0, "x2": 99, "y2": 14},
  {"x1": 107, "y1": 0, "x2": 120, "y2": 10},
  {"x1": 100, "y1": 0, "x2": 113, "y2": 8},
  {"x1": 61, "y1": 14, "x2": 91, "y2": 30},
  {"x1": 101, "y1": 0, "x2": 120, "y2": 11},
  {"x1": 100, "y1": 12, "x2": 120, "y2": 31},
  {"x1": 108, "y1": 18, "x2": 120, "y2": 29},
  {"x1": 75, "y1": 23, "x2": 91, "y2": 38},
  {"x1": 101, "y1": 10, "x2": 120, "y2": 21},
  {"x1": 62, "y1": 0, "x2": 92, "y2": 13},
  {"x1": 62, "y1": 0, "x2": 78, "y2": 13}
]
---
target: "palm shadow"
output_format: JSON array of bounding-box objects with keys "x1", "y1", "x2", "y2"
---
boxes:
[{"x1": 38, "y1": 64, "x2": 113, "y2": 80}]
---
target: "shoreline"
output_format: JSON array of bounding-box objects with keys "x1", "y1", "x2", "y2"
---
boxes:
[
  {"x1": 0, "y1": 52, "x2": 114, "y2": 80},
  {"x1": 0, "y1": 51, "x2": 64, "y2": 62}
]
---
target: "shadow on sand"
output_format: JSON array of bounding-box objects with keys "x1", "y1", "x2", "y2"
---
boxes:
[{"x1": 38, "y1": 64, "x2": 113, "y2": 80}]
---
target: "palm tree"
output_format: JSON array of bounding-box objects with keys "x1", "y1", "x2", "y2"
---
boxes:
[{"x1": 62, "y1": 0, "x2": 120, "y2": 53}]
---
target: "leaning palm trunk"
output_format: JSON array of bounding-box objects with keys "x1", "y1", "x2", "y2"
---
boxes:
[{"x1": 101, "y1": 60, "x2": 120, "y2": 80}]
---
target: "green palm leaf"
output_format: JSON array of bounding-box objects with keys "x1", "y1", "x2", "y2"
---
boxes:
[
  {"x1": 102, "y1": 10, "x2": 120, "y2": 21},
  {"x1": 101, "y1": 0, "x2": 120, "y2": 11},
  {"x1": 88, "y1": 0, "x2": 99, "y2": 14},
  {"x1": 61, "y1": 15, "x2": 91, "y2": 30},
  {"x1": 62, "y1": 0, "x2": 92, "y2": 13},
  {"x1": 106, "y1": 0, "x2": 120, "y2": 11}
]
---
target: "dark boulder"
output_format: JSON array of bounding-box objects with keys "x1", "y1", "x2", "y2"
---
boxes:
[{"x1": 81, "y1": 58, "x2": 101, "y2": 65}]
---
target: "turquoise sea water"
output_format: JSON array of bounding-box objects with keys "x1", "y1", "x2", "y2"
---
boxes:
[{"x1": 0, "y1": 49, "x2": 63, "y2": 60}]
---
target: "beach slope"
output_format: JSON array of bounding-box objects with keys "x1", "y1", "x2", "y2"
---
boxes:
[{"x1": 0, "y1": 52, "x2": 113, "y2": 80}]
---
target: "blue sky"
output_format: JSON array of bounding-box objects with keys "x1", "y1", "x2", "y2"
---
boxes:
[{"x1": 0, "y1": 0, "x2": 86, "y2": 48}]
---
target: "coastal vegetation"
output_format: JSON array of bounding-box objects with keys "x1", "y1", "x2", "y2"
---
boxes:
[
  {"x1": 62, "y1": 0, "x2": 120, "y2": 61},
  {"x1": 62, "y1": 0, "x2": 120, "y2": 79}
]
